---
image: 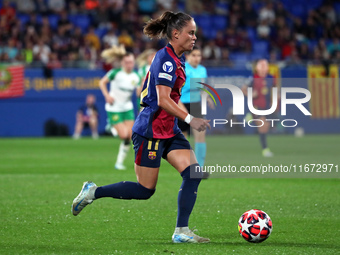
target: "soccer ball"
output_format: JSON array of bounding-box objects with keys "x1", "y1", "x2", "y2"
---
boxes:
[{"x1": 238, "y1": 209, "x2": 272, "y2": 243}]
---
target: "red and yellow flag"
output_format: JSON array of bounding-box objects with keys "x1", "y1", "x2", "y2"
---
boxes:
[
  {"x1": 308, "y1": 65, "x2": 340, "y2": 119},
  {"x1": 0, "y1": 65, "x2": 25, "y2": 99}
]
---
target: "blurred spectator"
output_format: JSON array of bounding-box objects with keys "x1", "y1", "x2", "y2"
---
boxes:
[
  {"x1": 281, "y1": 40, "x2": 297, "y2": 60},
  {"x1": 259, "y1": 2, "x2": 275, "y2": 25},
  {"x1": 257, "y1": 19, "x2": 271, "y2": 40},
  {"x1": 79, "y1": 40, "x2": 98, "y2": 69},
  {"x1": 58, "y1": 10, "x2": 73, "y2": 35},
  {"x1": 138, "y1": 0, "x2": 156, "y2": 15},
  {"x1": 92, "y1": 4, "x2": 111, "y2": 29},
  {"x1": 317, "y1": 39, "x2": 330, "y2": 60},
  {"x1": 103, "y1": 28, "x2": 119, "y2": 47},
  {"x1": 73, "y1": 94, "x2": 99, "y2": 139},
  {"x1": 293, "y1": 17, "x2": 304, "y2": 38},
  {"x1": 84, "y1": 26, "x2": 101, "y2": 51},
  {"x1": 118, "y1": 29, "x2": 134, "y2": 51},
  {"x1": 224, "y1": 27, "x2": 239, "y2": 52},
  {"x1": 85, "y1": 0, "x2": 100, "y2": 11},
  {"x1": 3, "y1": 38, "x2": 19, "y2": 61},
  {"x1": 47, "y1": 52, "x2": 62, "y2": 69},
  {"x1": 26, "y1": 13, "x2": 41, "y2": 34},
  {"x1": 298, "y1": 43, "x2": 310, "y2": 61},
  {"x1": 186, "y1": 0, "x2": 203, "y2": 15},
  {"x1": 202, "y1": 40, "x2": 221, "y2": 60},
  {"x1": 34, "y1": 0, "x2": 49, "y2": 15},
  {"x1": 14, "y1": 0, "x2": 35, "y2": 14},
  {"x1": 215, "y1": 30, "x2": 226, "y2": 48},
  {"x1": 221, "y1": 48, "x2": 233, "y2": 68},
  {"x1": 33, "y1": 39, "x2": 51, "y2": 64},
  {"x1": 332, "y1": 51, "x2": 340, "y2": 65},
  {"x1": 0, "y1": 0, "x2": 16, "y2": 25},
  {"x1": 275, "y1": 2, "x2": 288, "y2": 19},
  {"x1": 242, "y1": 1, "x2": 258, "y2": 28},
  {"x1": 21, "y1": 40, "x2": 34, "y2": 65},
  {"x1": 48, "y1": 0, "x2": 66, "y2": 13},
  {"x1": 304, "y1": 16, "x2": 318, "y2": 40},
  {"x1": 327, "y1": 38, "x2": 340, "y2": 56},
  {"x1": 71, "y1": 27, "x2": 85, "y2": 46},
  {"x1": 238, "y1": 30, "x2": 252, "y2": 53}
]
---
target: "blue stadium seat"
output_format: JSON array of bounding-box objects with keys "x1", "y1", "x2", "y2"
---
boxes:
[
  {"x1": 229, "y1": 53, "x2": 249, "y2": 66},
  {"x1": 253, "y1": 41, "x2": 269, "y2": 55},
  {"x1": 290, "y1": 4, "x2": 307, "y2": 19},
  {"x1": 95, "y1": 27, "x2": 108, "y2": 39},
  {"x1": 215, "y1": 2, "x2": 229, "y2": 13},
  {"x1": 16, "y1": 13, "x2": 30, "y2": 25},
  {"x1": 48, "y1": 14, "x2": 60, "y2": 30},
  {"x1": 250, "y1": 52, "x2": 268, "y2": 61},
  {"x1": 211, "y1": 15, "x2": 227, "y2": 30},
  {"x1": 69, "y1": 14, "x2": 91, "y2": 33},
  {"x1": 194, "y1": 15, "x2": 212, "y2": 30},
  {"x1": 335, "y1": 3, "x2": 340, "y2": 14},
  {"x1": 203, "y1": 28, "x2": 217, "y2": 40},
  {"x1": 246, "y1": 27, "x2": 257, "y2": 41}
]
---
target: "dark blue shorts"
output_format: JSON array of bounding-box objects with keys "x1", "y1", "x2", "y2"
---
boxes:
[{"x1": 132, "y1": 132, "x2": 191, "y2": 168}]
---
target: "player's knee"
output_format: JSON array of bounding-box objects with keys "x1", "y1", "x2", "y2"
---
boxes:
[
  {"x1": 181, "y1": 163, "x2": 203, "y2": 182},
  {"x1": 137, "y1": 183, "x2": 155, "y2": 200}
]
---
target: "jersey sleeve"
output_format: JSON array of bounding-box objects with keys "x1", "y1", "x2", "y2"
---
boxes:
[
  {"x1": 154, "y1": 58, "x2": 177, "y2": 88},
  {"x1": 106, "y1": 68, "x2": 120, "y2": 81}
]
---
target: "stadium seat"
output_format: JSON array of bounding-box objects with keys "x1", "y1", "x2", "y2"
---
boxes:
[
  {"x1": 253, "y1": 41, "x2": 269, "y2": 55},
  {"x1": 202, "y1": 28, "x2": 217, "y2": 40},
  {"x1": 194, "y1": 15, "x2": 212, "y2": 30},
  {"x1": 229, "y1": 53, "x2": 249, "y2": 67},
  {"x1": 16, "y1": 13, "x2": 30, "y2": 25},
  {"x1": 211, "y1": 15, "x2": 227, "y2": 30},
  {"x1": 48, "y1": 14, "x2": 60, "y2": 30},
  {"x1": 95, "y1": 27, "x2": 108, "y2": 39},
  {"x1": 215, "y1": 2, "x2": 229, "y2": 13},
  {"x1": 335, "y1": 3, "x2": 340, "y2": 14},
  {"x1": 290, "y1": 5, "x2": 307, "y2": 19},
  {"x1": 69, "y1": 14, "x2": 91, "y2": 33},
  {"x1": 246, "y1": 27, "x2": 257, "y2": 41}
]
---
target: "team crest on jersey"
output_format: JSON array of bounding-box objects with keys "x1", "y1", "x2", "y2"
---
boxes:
[
  {"x1": 148, "y1": 151, "x2": 157, "y2": 160},
  {"x1": 162, "y1": 61, "x2": 173, "y2": 72}
]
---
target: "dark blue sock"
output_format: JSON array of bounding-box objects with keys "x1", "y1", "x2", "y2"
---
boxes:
[
  {"x1": 176, "y1": 164, "x2": 202, "y2": 227},
  {"x1": 94, "y1": 181, "x2": 155, "y2": 200},
  {"x1": 259, "y1": 133, "x2": 267, "y2": 149}
]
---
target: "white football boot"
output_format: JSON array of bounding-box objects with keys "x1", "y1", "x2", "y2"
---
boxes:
[
  {"x1": 72, "y1": 181, "x2": 97, "y2": 216},
  {"x1": 172, "y1": 227, "x2": 210, "y2": 243},
  {"x1": 262, "y1": 148, "x2": 274, "y2": 157}
]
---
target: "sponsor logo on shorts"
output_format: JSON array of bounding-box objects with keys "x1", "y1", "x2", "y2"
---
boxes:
[{"x1": 148, "y1": 151, "x2": 157, "y2": 160}]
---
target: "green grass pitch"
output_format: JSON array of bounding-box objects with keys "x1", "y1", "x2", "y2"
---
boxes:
[{"x1": 0, "y1": 135, "x2": 339, "y2": 254}]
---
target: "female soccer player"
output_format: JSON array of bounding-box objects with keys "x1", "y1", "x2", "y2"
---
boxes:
[
  {"x1": 72, "y1": 11, "x2": 211, "y2": 243},
  {"x1": 99, "y1": 45, "x2": 141, "y2": 170},
  {"x1": 178, "y1": 47, "x2": 214, "y2": 167},
  {"x1": 243, "y1": 59, "x2": 276, "y2": 157}
]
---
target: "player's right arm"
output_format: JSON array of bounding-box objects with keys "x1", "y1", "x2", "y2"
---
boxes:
[{"x1": 99, "y1": 75, "x2": 114, "y2": 104}]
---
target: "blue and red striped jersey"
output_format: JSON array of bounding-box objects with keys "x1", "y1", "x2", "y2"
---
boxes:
[{"x1": 132, "y1": 44, "x2": 186, "y2": 139}]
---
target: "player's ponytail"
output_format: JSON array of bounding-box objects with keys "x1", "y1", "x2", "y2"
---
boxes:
[
  {"x1": 101, "y1": 44, "x2": 126, "y2": 63},
  {"x1": 143, "y1": 11, "x2": 192, "y2": 40}
]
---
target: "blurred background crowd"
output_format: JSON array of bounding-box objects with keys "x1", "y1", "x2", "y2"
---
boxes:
[{"x1": 1, "y1": 0, "x2": 340, "y2": 69}]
